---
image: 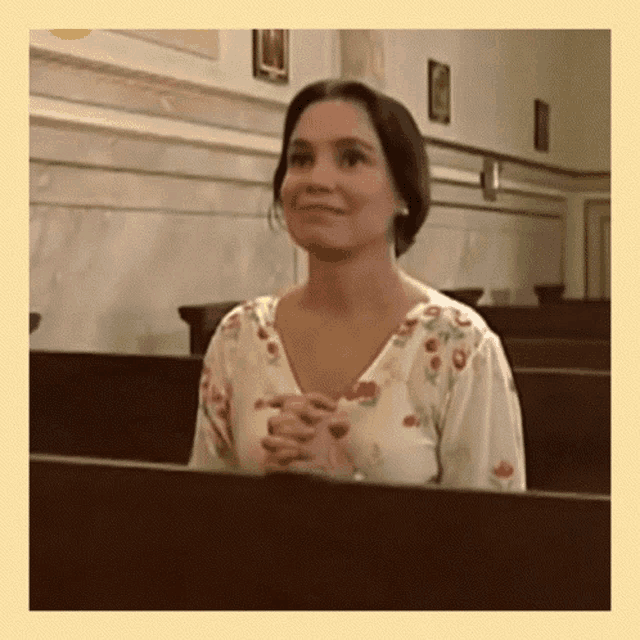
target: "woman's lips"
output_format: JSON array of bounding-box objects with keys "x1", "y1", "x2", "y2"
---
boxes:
[{"x1": 298, "y1": 204, "x2": 344, "y2": 214}]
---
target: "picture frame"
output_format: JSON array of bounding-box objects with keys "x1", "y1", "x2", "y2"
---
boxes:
[
  {"x1": 534, "y1": 99, "x2": 550, "y2": 152},
  {"x1": 252, "y1": 29, "x2": 289, "y2": 84},
  {"x1": 428, "y1": 59, "x2": 450, "y2": 124}
]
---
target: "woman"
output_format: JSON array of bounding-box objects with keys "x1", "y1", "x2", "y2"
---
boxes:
[{"x1": 189, "y1": 79, "x2": 526, "y2": 491}]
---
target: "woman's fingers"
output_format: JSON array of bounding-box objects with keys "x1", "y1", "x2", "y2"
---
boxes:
[
  {"x1": 268, "y1": 392, "x2": 338, "y2": 414},
  {"x1": 325, "y1": 410, "x2": 351, "y2": 439},
  {"x1": 267, "y1": 413, "x2": 316, "y2": 441},
  {"x1": 301, "y1": 392, "x2": 338, "y2": 412},
  {"x1": 261, "y1": 435, "x2": 312, "y2": 470}
]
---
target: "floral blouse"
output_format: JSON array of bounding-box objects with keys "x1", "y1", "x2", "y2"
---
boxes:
[{"x1": 189, "y1": 288, "x2": 526, "y2": 491}]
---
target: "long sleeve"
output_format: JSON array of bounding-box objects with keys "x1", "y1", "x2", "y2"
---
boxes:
[
  {"x1": 437, "y1": 331, "x2": 526, "y2": 491},
  {"x1": 188, "y1": 325, "x2": 238, "y2": 471}
]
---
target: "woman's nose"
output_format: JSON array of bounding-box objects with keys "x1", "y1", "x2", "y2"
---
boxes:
[{"x1": 306, "y1": 156, "x2": 336, "y2": 190}]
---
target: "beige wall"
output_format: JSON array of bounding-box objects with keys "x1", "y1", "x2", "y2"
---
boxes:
[
  {"x1": 383, "y1": 29, "x2": 610, "y2": 172},
  {"x1": 29, "y1": 29, "x2": 610, "y2": 355}
]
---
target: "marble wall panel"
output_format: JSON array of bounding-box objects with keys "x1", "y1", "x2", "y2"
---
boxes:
[
  {"x1": 30, "y1": 207, "x2": 296, "y2": 355},
  {"x1": 399, "y1": 205, "x2": 563, "y2": 304},
  {"x1": 30, "y1": 162, "x2": 273, "y2": 215}
]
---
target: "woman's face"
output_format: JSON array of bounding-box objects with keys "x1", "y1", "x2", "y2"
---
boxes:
[{"x1": 279, "y1": 99, "x2": 402, "y2": 258}]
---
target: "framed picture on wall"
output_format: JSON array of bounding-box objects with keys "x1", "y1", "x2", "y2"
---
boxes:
[
  {"x1": 534, "y1": 99, "x2": 550, "y2": 152},
  {"x1": 428, "y1": 59, "x2": 450, "y2": 124},
  {"x1": 253, "y1": 29, "x2": 289, "y2": 84}
]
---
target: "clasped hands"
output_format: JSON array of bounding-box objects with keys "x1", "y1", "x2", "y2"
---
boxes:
[{"x1": 260, "y1": 392, "x2": 352, "y2": 475}]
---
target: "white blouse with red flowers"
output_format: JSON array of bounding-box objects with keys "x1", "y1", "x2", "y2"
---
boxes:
[{"x1": 189, "y1": 288, "x2": 526, "y2": 491}]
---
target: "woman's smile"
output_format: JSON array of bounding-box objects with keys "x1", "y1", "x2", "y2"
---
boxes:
[{"x1": 297, "y1": 203, "x2": 345, "y2": 215}]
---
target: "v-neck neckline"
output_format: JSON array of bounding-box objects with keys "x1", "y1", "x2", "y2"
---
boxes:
[{"x1": 265, "y1": 295, "x2": 429, "y2": 399}]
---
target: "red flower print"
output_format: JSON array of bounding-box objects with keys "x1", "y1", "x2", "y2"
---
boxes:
[
  {"x1": 403, "y1": 414, "x2": 420, "y2": 427},
  {"x1": 453, "y1": 309, "x2": 472, "y2": 327},
  {"x1": 204, "y1": 381, "x2": 224, "y2": 405},
  {"x1": 424, "y1": 305, "x2": 441, "y2": 317},
  {"x1": 257, "y1": 326, "x2": 269, "y2": 340},
  {"x1": 396, "y1": 317, "x2": 419, "y2": 338},
  {"x1": 424, "y1": 337, "x2": 439, "y2": 353},
  {"x1": 344, "y1": 380, "x2": 380, "y2": 401},
  {"x1": 430, "y1": 356, "x2": 441, "y2": 370},
  {"x1": 452, "y1": 348, "x2": 467, "y2": 370},
  {"x1": 493, "y1": 461, "x2": 514, "y2": 478},
  {"x1": 266, "y1": 341, "x2": 279, "y2": 356}
]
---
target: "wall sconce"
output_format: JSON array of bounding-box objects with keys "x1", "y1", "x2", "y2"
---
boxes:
[{"x1": 481, "y1": 158, "x2": 500, "y2": 201}]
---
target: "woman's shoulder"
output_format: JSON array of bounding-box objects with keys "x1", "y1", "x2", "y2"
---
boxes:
[
  {"x1": 203, "y1": 295, "x2": 279, "y2": 356},
  {"x1": 401, "y1": 273, "x2": 490, "y2": 337},
  {"x1": 218, "y1": 295, "x2": 278, "y2": 327}
]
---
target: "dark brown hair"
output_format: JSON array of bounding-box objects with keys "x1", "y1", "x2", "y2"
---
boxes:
[{"x1": 271, "y1": 79, "x2": 430, "y2": 258}]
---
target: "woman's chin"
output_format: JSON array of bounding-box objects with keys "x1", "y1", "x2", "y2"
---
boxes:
[{"x1": 292, "y1": 235, "x2": 352, "y2": 261}]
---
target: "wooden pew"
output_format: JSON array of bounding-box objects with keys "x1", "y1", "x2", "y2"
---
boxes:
[
  {"x1": 29, "y1": 350, "x2": 201, "y2": 464},
  {"x1": 178, "y1": 301, "x2": 240, "y2": 356},
  {"x1": 503, "y1": 337, "x2": 609, "y2": 370},
  {"x1": 479, "y1": 301, "x2": 610, "y2": 340},
  {"x1": 30, "y1": 350, "x2": 610, "y2": 495},
  {"x1": 30, "y1": 454, "x2": 610, "y2": 610},
  {"x1": 514, "y1": 367, "x2": 610, "y2": 494}
]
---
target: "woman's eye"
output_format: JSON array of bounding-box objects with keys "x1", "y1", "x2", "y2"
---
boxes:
[
  {"x1": 340, "y1": 149, "x2": 367, "y2": 167},
  {"x1": 288, "y1": 152, "x2": 312, "y2": 167}
]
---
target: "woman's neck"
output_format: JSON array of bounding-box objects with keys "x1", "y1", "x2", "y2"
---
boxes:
[{"x1": 299, "y1": 243, "x2": 413, "y2": 321}]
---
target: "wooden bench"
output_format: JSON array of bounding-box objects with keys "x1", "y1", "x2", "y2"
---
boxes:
[
  {"x1": 479, "y1": 301, "x2": 610, "y2": 340},
  {"x1": 30, "y1": 454, "x2": 610, "y2": 610},
  {"x1": 29, "y1": 350, "x2": 610, "y2": 494},
  {"x1": 514, "y1": 367, "x2": 610, "y2": 494},
  {"x1": 29, "y1": 350, "x2": 201, "y2": 464}
]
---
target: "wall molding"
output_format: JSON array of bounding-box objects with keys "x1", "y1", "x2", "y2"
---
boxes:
[
  {"x1": 30, "y1": 95, "x2": 282, "y2": 156},
  {"x1": 425, "y1": 137, "x2": 609, "y2": 181}
]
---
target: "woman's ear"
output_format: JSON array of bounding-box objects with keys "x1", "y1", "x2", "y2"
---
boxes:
[{"x1": 395, "y1": 201, "x2": 410, "y2": 217}]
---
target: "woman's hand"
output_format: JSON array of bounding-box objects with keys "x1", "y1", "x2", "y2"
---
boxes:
[{"x1": 260, "y1": 393, "x2": 350, "y2": 472}]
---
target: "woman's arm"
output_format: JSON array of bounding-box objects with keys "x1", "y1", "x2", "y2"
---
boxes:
[
  {"x1": 188, "y1": 331, "x2": 237, "y2": 471},
  {"x1": 437, "y1": 331, "x2": 526, "y2": 491}
]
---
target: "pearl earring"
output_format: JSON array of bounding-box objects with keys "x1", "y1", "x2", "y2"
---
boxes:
[{"x1": 396, "y1": 205, "x2": 409, "y2": 217}]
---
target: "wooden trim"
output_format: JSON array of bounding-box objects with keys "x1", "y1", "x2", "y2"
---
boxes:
[
  {"x1": 431, "y1": 201, "x2": 561, "y2": 220},
  {"x1": 425, "y1": 136, "x2": 610, "y2": 179},
  {"x1": 30, "y1": 95, "x2": 282, "y2": 156},
  {"x1": 513, "y1": 367, "x2": 610, "y2": 377},
  {"x1": 29, "y1": 201, "x2": 267, "y2": 219}
]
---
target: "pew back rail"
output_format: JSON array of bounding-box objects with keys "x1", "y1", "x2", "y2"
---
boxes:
[{"x1": 30, "y1": 455, "x2": 611, "y2": 610}]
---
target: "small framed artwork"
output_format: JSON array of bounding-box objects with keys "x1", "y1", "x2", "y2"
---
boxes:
[
  {"x1": 534, "y1": 99, "x2": 550, "y2": 152},
  {"x1": 252, "y1": 29, "x2": 289, "y2": 84},
  {"x1": 428, "y1": 59, "x2": 451, "y2": 124}
]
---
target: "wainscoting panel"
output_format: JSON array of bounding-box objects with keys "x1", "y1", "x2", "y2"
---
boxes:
[{"x1": 30, "y1": 206, "x2": 295, "y2": 354}]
